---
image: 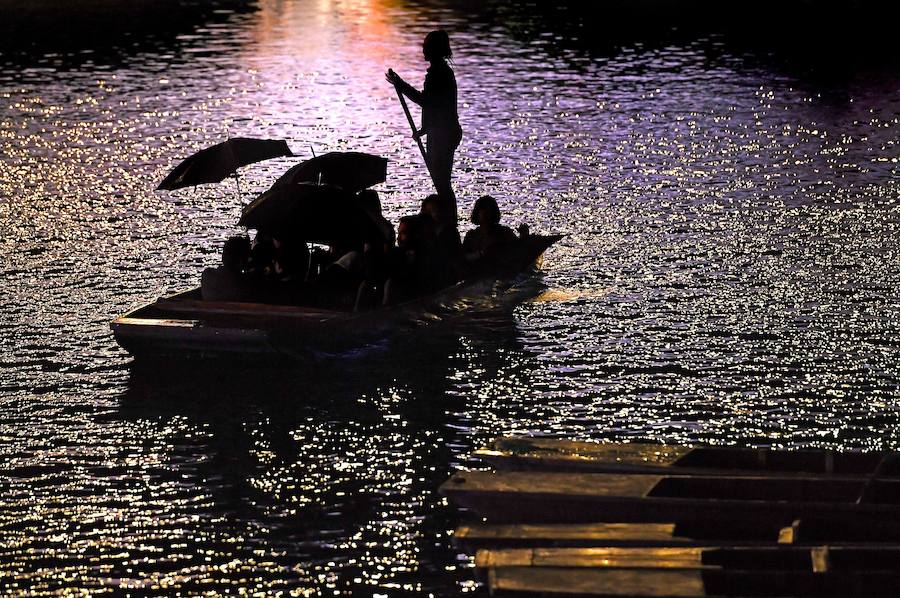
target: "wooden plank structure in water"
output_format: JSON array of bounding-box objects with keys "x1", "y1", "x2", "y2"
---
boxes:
[
  {"x1": 442, "y1": 438, "x2": 900, "y2": 596},
  {"x1": 476, "y1": 437, "x2": 899, "y2": 478}
]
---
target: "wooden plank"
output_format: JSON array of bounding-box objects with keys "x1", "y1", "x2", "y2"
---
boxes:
[
  {"x1": 442, "y1": 471, "x2": 662, "y2": 500},
  {"x1": 455, "y1": 522, "x2": 689, "y2": 548},
  {"x1": 454, "y1": 522, "x2": 795, "y2": 548},
  {"x1": 440, "y1": 471, "x2": 900, "y2": 525},
  {"x1": 488, "y1": 567, "x2": 706, "y2": 597},
  {"x1": 157, "y1": 296, "x2": 344, "y2": 318},
  {"x1": 477, "y1": 438, "x2": 690, "y2": 473},
  {"x1": 478, "y1": 437, "x2": 890, "y2": 478},
  {"x1": 113, "y1": 316, "x2": 198, "y2": 328},
  {"x1": 477, "y1": 545, "x2": 900, "y2": 574},
  {"x1": 488, "y1": 567, "x2": 900, "y2": 597},
  {"x1": 477, "y1": 547, "x2": 710, "y2": 570}
]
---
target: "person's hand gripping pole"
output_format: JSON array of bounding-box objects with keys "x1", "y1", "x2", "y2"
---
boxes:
[{"x1": 386, "y1": 68, "x2": 438, "y2": 193}]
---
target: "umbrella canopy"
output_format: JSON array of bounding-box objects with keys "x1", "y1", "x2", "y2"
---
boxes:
[
  {"x1": 157, "y1": 137, "x2": 294, "y2": 190},
  {"x1": 239, "y1": 182, "x2": 381, "y2": 246},
  {"x1": 272, "y1": 151, "x2": 387, "y2": 193}
]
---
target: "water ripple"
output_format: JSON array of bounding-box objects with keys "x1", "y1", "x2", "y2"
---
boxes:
[{"x1": 2, "y1": 0, "x2": 899, "y2": 595}]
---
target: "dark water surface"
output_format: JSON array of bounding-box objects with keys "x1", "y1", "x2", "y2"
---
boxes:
[{"x1": 2, "y1": 0, "x2": 899, "y2": 594}]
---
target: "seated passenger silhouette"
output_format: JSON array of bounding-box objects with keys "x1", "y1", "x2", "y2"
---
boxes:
[
  {"x1": 201, "y1": 235, "x2": 252, "y2": 301},
  {"x1": 463, "y1": 195, "x2": 520, "y2": 263},
  {"x1": 354, "y1": 190, "x2": 396, "y2": 310},
  {"x1": 271, "y1": 236, "x2": 310, "y2": 282},
  {"x1": 383, "y1": 214, "x2": 439, "y2": 304},
  {"x1": 420, "y1": 193, "x2": 463, "y2": 286}
]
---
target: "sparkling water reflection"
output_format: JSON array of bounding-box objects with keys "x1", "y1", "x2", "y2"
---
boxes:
[{"x1": 1, "y1": 0, "x2": 899, "y2": 594}]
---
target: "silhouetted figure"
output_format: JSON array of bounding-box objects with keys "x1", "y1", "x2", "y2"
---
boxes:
[
  {"x1": 201, "y1": 235, "x2": 252, "y2": 301},
  {"x1": 420, "y1": 193, "x2": 463, "y2": 286},
  {"x1": 383, "y1": 214, "x2": 440, "y2": 304},
  {"x1": 463, "y1": 195, "x2": 521, "y2": 264},
  {"x1": 386, "y1": 30, "x2": 462, "y2": 227},
  {"x1": 223, "y1": 235, "x2": 252, "y2": 272},
  {"x1": 247, "y1": 232, "x2": 277, "y2": 279},
  {"x1": 354, "y1": 190, "x2": 396, "y2": 310},
  {"x1": 272, "y1": 236, "x2": 310, "y2": 282},
  {"x1": 358, "y1": 189, "x2": 396, "y2": 252},
  {"x1": 241, "y1": 232, "x2": 310, "y2": 303},
  {"x1": 318, "y1": 225, "x2": 367, "y2": 292}
]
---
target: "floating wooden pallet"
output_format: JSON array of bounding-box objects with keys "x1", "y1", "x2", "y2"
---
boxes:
[{"x1": 445, "y1": 439, "x2": 900, "y2": 596}]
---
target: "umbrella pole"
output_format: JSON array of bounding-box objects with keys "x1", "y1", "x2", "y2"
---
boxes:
[
  {"x1": 393, "y1": 83, "x2": 438, "y2": 193},
  {"x1": 233, "y1": 173, "x2": 242, "y2": 203}
]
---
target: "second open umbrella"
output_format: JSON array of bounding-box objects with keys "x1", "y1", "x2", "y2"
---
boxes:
[{"x1": 157, "y1": 137, "x2": 294, "y2": 191}]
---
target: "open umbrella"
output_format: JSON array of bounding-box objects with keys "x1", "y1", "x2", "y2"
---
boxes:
[
  {"x1": 157, "y1": 137, "x2": 294, "y2": 190},
  {"x1": 271, "y1": 151, "x2": 387, "y2": 193},
  {"x1": 239, "y1": 182, "x2": 380, "y2": 246}
]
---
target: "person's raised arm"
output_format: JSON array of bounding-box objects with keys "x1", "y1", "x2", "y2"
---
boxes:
[{"x1": 385, "y1": 69, "x2": 425, "y2": 106}]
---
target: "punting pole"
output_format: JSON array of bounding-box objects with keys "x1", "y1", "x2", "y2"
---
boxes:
[{"x1": 393, "y1": 82, "x2": 438, "y2": 193}]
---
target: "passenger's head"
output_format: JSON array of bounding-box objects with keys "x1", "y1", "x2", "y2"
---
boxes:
[
  {"x1": 470, "y1": 195, "x2": 501, "y2": 226},
  {"x1": 420, "y1": 194, "x2": 442, "y2": 222},
  {"x1": 358, "y1": 189, "x2": 382, "y2": 214},
  {"x1": 222, "y1": 235, "x2": 251, "y2": 272},
  {"x1": 423, "y1": 30, "x2": 451, "y2": 63},
  {"x1": 250, "y1": 232, "x2": 276, "y2": 268},
  {"x1": 397, "y1": 215, "x2": 418, "y2": 248}
]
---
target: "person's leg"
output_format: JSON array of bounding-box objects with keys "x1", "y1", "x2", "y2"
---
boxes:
[{"x1": 427, "y1": 136, "x2": 458, "y2": 227}]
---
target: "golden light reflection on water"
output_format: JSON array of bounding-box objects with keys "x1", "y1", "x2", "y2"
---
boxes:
[
  {"x1": 1, "y1": 0, "x2": 899, "y2": 595},
  {"x1": 530, "y1": 288, "x2": 613, "y2": 303}
]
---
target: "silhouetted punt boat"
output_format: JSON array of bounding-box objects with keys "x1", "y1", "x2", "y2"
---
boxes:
[
  {"x1": 439, "y1": 471, "x2": 900, "y2": 525},
  {"x1": 111, "y1": 234, "x2": 561, "y2": 358},
  {"x1": 476, "y1": 437, "x2": 898, "y2": 478}
]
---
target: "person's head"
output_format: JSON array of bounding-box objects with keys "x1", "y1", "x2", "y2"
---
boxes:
[
  {"x1": 423, "y1": 30, "x2": 452, "y2": 63},
  {"x1": 397, "y1": 215, "x2": 418, "y2": 248},
  {"x1": 470, "y1": 195, "x2": 501, "y2": 226},
  {"x1": 250, "y1": 231, "x2": 276, "y2": 268},
  {"x1": 222, "y1": 235, "x2": 251, "y2": 272},
  {"x1": 358, "y1": 189, "x2": 382, "y2": 214},
  {"x1": 420, "y1": 194, "x2": 442, "y2": 222}
]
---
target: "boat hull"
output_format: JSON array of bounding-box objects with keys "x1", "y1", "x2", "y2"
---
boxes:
[
  {"x1": 112, "y1": 315, "x2": 274, "y2": 356},
  {"x1": 112, "y1": 280, "x2": 481, "y2": 358},
  {"x1": 111, "y1": 233, "x2": 561, "y2": 358}
]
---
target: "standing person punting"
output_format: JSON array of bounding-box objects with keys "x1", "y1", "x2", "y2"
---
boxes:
[{"x1": 386, "y1": 29, "x2": 463, "y2": 228}]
